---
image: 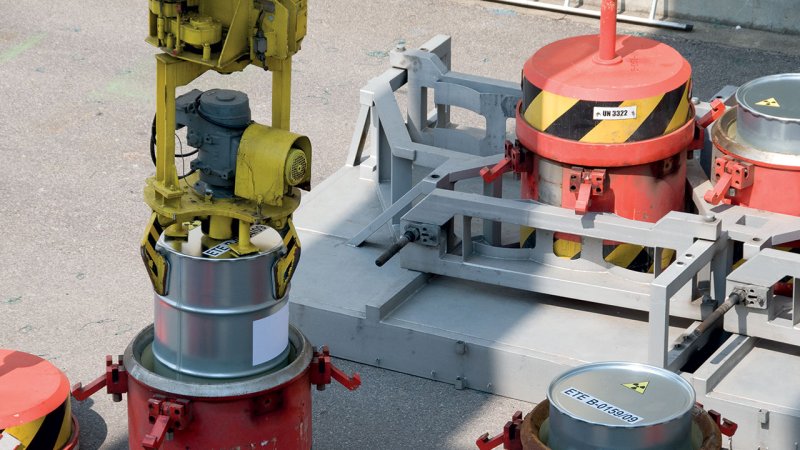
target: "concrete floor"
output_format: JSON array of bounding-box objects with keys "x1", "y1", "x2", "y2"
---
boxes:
[{"x1": 1, "y1": 1, "x2": 799, "y2": 449}]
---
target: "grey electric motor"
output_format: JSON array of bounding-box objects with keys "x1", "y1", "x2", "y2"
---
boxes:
[{"x1": 175, "y1": 88, "x2": 252, "y2": 197}]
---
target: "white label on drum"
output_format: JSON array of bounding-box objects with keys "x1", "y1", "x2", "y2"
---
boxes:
[
  {"x1": 252, "y1": 304, "x2": 289, "y2": 366},
  {"x1": 593, "y1": 106, "x2": 637, "y2": 120},
  {"x1": 561, "y1": 387, "x2": 643, "y2": 424},
  {"x1": 0, "y1": 432, "x2": 23, "y2": 450}
]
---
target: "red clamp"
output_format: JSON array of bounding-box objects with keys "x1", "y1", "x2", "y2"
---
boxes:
[
  {"x1": 310, "y1": 346, "x2": 362, "y2": 391},
  {"x1": 142, "y1": 397, "x2": 192, "y2": 449},
  {"x1": 704, "y1": 155, "x2": 753, "y2": 205},
  {"x1": 476, "y1": 411, "x2": 523, "y2": 450},
  {"x1": 708, "y1": 409, "x2": 738, "y2": 437},
  {"x1": 71, "y1": 355, "x2": 129, "y2": 402},
  {"x1": 698, "y1": 99, "x2": 726, "y2": 129},
  {"x1": 480, "y1": 141, "x2": 531, "y2": 183},
  {"x1": 569, "y1": 167, "x2": 607, "y2": 215},
  {"x1": 690, "y1": 99, "x2": 726, "y2": 150}
]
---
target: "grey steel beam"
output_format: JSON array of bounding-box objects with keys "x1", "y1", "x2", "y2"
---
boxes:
[
  {"x1": 649, "y1": 239, "x2": 720, "y2": 367},
  {"x1": 486, "y1": 0, "x2": 693, "y2": 31}
]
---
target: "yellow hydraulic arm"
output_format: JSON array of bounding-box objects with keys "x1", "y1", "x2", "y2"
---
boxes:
[{"x1": 140, "y1": 0, "x2": 310, "y2": 296}]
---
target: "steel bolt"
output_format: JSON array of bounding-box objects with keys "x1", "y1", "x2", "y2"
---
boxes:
[
  {"x1": 703, "y1": 214, "x2": 716, "y2": 223},
  {"x1": 728, "y1": 187, "x2": 736, "y2": 197},
  {"x1": 112, "y1": 393, "x2": 123, "y2": 403},
  {"x1": 758, "y1": 409, "x2": 769, "y2": 425},
  {"x1": 166, "y1": 431, "x2": 174, "y2": 441},
  {"x1": 691, "y1": 96, "x2": 700, "y2": 105},
  {"x1": 395, "y1": 43, "x2": 406, "y2": 52}
]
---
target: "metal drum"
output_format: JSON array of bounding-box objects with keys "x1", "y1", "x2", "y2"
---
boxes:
[
  {"x1": 705, "y1": 74, "x2": 800, "y2": 216},
  {"x1": 736, "y1": 73, "x2": 800, "y2": 155},
  {"x1": 153, "y1": 225, "x2": 290, "y2": 379},
  {"x1": 547, "y1": 362, "x2": 695, "y2": 450}
]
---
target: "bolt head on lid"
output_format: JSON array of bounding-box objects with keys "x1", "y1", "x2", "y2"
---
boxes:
[{"x1": 0, "y1": 350, "x2": 70, "y2": 428}]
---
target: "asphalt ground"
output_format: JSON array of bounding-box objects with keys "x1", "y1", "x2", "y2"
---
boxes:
[{"x1": 1, "y1": 1, "x2": 799, "y2": 449}]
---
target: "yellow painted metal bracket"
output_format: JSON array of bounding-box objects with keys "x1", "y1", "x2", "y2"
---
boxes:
[
  {"x1": 273, "y1": 219, "x2": 301, "y2": 299},
  {"x1": 152, "y1": 54, "x2": 209, "y2": 203},
  {"x1": 141, "y1": 212, "x2": 169, "y2": 295}
]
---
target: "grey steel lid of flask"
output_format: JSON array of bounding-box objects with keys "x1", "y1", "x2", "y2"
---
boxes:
[
  {"x1": 736, "y1": 74, "x2": 800, "y2": 155},
  {"x1": 547, "y1": 362, "x2": 695, "y2": 450}
]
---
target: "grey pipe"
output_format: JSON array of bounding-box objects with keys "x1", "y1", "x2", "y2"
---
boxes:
[{"x1": 687, "y1": 290, "x2": 744, "y2": 340}]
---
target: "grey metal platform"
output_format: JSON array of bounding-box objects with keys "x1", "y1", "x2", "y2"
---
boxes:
[
  {"x1": 292, "y1": 165, "x2": 695, "y2": 403},
  {"x1": 289, "y1": 34, "x2": 800, "y2": 449},
  {"x1": 292, "y1": 164, "x2": 800, "y2": 450}
]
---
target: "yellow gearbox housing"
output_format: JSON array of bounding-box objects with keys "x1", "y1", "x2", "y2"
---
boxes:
[{"x1": 235, "y1": 124, "x2": 312, "y2": 207}]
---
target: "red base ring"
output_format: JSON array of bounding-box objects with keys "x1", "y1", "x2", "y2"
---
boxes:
[
  {"x1": 63, "y1": 417, "x2": 80, "y2": 450},
  {"x1": 714, "y1": 145, "x2": 800, "y2": 217},
  {"x1": 716, "y1": 143, "x2": 800, "y2": 172}
]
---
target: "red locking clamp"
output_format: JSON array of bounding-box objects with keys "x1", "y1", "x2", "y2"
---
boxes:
[
  {"x1": 142, "y1": 397, "x2": 192, "y2": 449},
  {"x1": 697, "y1": 98, "x2": 726, "y2": 129},
  {"x1": 704, "y1": 155, "x2": 754, "y2": 205},
  {"x1": 569, "y1": 167, "x2": 607, "y2": 215},
  {"x1": 690, "y1": 98, "x2": 726, "y2": 151},
  {"x1": 310, "y1": 346, "x2": 362, "y2": 391},
  {"x1": 480, "y1": 141, "x2": 532, "y2": 184},
  {"x1": 475, "y1": 411, "x2": 523, "y2": 450},
  {"x1": 71, "y1": 355, "x2": 129, "y2": 402},
  {"x1": 708, "y1": 409, "x2": 739, "y2": 438}
]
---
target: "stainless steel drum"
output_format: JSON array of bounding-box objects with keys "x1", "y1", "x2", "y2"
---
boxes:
[
  {"x1": 152, "y1": 225, "x2": 290, "y2": 379},
  {"x1": 547, "y1": 362, "x2": 695, "y2": 450},
  {"x1": 736, "y1": 73, "x2": 800, "y2": 155}
]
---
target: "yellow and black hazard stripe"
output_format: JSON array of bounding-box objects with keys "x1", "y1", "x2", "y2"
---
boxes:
[
  {"x1": 1, "y1": 398, "x2": 72, "y2": 450},
  {"x1": 521, "y1": 227, "x2": 674, "y2": 273},
  {"x1": 273, "y1": 219, "x2": 301, "y2": 299},
  {"x1": 521, "y1": 77, "x2": 692, "y2": 144},
  {"x1": 141, "y1": 212, "x2": 168, "y2": 295}
]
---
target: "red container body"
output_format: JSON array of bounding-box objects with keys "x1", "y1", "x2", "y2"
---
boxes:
[
  {"x1": 715, "y1": 147, "x2": 800, "y2": 217},
  {"x1": 126, "y1": 368, "x2": 313, "y2": 450}
]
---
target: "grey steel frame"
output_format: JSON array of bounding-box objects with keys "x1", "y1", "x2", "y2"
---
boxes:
[
  {"x1": 326, "y1": 36, "x2": 800, "y2": 448},
  {"x1": 346, "y1": 34, "x2": 800, "y2": 368}
]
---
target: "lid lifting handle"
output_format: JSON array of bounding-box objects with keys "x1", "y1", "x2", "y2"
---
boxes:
[{"x1": 596, "y1": 0, "x2": 622, "y2": 65}]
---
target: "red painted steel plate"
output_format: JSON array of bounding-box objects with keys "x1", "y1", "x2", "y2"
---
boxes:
[
  {"x1": 523, "y1": 34, "x2": 691, "y2": 101},
  {"x1": 0, "y1": 350, "x2": 70, "y2": 428}
]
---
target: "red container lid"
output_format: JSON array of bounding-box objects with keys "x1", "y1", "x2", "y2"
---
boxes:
[
  {"x1": 523, "y1": 34, "x2": 691, "y2": 101},
  {"x1": 0, "y1": 350, "x2": 70, "y2": 428}
]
